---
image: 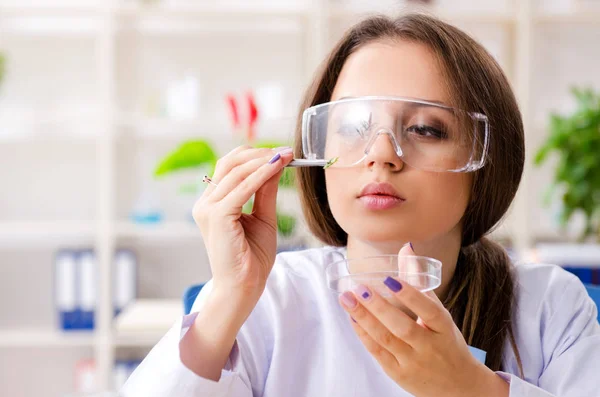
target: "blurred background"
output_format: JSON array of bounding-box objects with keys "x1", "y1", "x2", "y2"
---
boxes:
[{"x1": 1, "y1": 0, "x2": 600, "y2": 396}]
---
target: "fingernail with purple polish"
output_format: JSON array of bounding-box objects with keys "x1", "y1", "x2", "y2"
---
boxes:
[
  {"x1": 340, "y1": 291, "x2": 358, "y2": 309},
  {"x1": 268, "y1": 153, "x2": 281, "y2": 164},
  {"x1": 354, "y1": 285, "x2": 371, "y2": 301},
  {"x1": 409, "y1": 242, "x2": 414, "y2": 251},
  {"x1": 384, "y1": 277, "x2": 402, "y2": 293},
  {"x1": 351, "y1": 317, "x2": 357, "y2": 323}
]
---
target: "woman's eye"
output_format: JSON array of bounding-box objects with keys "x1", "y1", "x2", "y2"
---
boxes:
[{"x1": 406, "y1": 124, "x2": 447, "y2": 139}]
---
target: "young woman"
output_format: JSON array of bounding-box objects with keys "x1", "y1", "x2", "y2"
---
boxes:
[{"x1": 121, "y1": 13, "x2": 599, "y2": 397}]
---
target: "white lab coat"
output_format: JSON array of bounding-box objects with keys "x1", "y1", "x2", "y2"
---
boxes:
[{"x1": 121, "y1": 246, "x2": 600, "y2": 396}]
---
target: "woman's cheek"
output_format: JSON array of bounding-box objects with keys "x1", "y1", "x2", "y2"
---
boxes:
[{"x1": 415, "y1": 174, "x2": 471, "y2": 231}]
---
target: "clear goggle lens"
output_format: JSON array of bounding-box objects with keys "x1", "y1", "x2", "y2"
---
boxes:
[{"x1": 297, "y1": 96, "x2": 489, "y2": 172}]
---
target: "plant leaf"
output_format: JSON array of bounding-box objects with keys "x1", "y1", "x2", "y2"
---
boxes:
[
  {"x1": 277, "y1": 212, "x2": 296, "y2": 237},
  {"x1": 154, "y1": 140, "x2": 217, "y2": 177},
  {"x1": 537, "y1": 86, "x2": 600, "y2": 240},
  {"x1": 242, "y1": 198, "x2": 254, "y2": 214}
]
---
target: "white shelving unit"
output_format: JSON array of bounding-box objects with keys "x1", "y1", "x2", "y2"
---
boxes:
[
  {"x1": 0, "y1": 328, "x2": 96, "y2": 348},
  {"x1": 2, "y1": 0, "x2": 600, "y2": 395}
]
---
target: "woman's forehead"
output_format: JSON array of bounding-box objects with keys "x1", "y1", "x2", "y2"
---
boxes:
[
  {"x1": 327, "y1": 98, "x2": 456, "y2": 119},
  {"x1": 331, "y1": 41, "x2": 451, "y2": 106}
]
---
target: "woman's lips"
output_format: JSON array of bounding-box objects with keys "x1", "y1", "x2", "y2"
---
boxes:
[
  {"x1": 358, "y1": 182, "x2": 405, "y2": 210},
  {"x1": 359, "y1": 194, "x2": 405, "y2": 210}
]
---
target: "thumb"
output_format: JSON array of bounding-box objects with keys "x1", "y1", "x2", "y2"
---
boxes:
[
  {"x1": 253, "y1": 148, "x2": 294, "y2": 223},
  {"x1": 252, "y1": 148, "x2": 294, "y2": 221},
  {"x1": 398, "y1": 242, "x2": 415, "y2": 257},
  {"x1": 252, "y1": 168, "x2": 282, "y2": 223},
  {"x1": 397, "y1": 242, "x2": 437, "y2": 302}
]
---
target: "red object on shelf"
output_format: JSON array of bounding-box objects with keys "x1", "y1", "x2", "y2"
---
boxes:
[
  {"x1": 225, "y1": 91, "x2": 260, "y2": 143},
  {"x1": 74, "y1": 358, "x2": 97, "y2": 393},
  {"x1": 247, "y1": 91, "x2": 259, "y2": 142},
  {"x1": 225, "y1": 93, "x2": 240, "y2": 129}
]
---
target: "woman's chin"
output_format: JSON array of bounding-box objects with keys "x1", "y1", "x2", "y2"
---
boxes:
[{"x1": 350, "y1": 229, "x2": 415, "y2": 246}]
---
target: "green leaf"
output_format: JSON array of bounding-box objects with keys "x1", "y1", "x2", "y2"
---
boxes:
[
  {"x1": 534, "y1": 144, "x2": 550, "y2": 165},
  {"x1": 254, "y1": 140, "x2": 291, "y2": 150},
  {"x1": 323, "y1": 157, "x2": 339, "y2": 169},
  {"x1": 536, "y1": 86, "x2": 600, "y2": 240},
  {"x1": 542, "y1": 183, "x2": 556, "y2": 207},
  {"x1": 242, "y1": 198, "x2": 254, "y2": 214},
  {"x1": 277, "y1": 212, "x2": 296, "y2": 237},
  {"x1": 279, "y1": 167, "x2": 296, "y2": 188},
  {"x1": 154, "y1": 140, "x2": 217, "y2": 177}
]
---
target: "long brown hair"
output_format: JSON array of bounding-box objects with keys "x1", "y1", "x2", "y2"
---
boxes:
[{"x1": 294, "y1": 13, "x2": 525, "y2": 373}]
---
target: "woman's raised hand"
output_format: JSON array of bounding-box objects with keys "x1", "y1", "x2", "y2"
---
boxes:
[{"x1": 192, "y1": 145, "x2": 294, "y2": 300}]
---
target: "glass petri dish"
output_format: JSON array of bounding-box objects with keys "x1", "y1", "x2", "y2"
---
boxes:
[{"x1": 325, "y1": 255, "x2": 442, "y2": 297}]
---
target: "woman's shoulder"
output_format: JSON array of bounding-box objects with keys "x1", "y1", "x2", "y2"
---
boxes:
[
  {"x1": 511, "y1": 262, "x2": 593, "y2": 323},
  {"x1": 512, "y1": 262, "x2": 589, "y2": 311},
  {"x1": 510, "y1": 262, "x2": 598, "y2": 351},
  {"x1": 506, "y1": 262, "x2": 600, "y2": 381}
]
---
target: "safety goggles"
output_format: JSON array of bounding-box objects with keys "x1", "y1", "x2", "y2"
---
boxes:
[{"x1": 288, "y1": 96, "x2": 489, "y2": 172}]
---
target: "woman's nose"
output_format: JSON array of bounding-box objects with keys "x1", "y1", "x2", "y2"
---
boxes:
[{"x1": 364, "y1": 131, "x2": 404, "y2": 171}]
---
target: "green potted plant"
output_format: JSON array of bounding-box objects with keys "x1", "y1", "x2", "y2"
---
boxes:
[
  {"x1": 154, "y1": 138, "x2": 298, "y2": 240},
  {"x1": 535, "y1": 87, "x2": 600, "y2": 242}
]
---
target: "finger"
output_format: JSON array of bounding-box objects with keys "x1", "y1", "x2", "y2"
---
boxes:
[
  {"x1": 398, "y1": 242, "x2": 414, "y2": 256},
  {"x1": 339, "y1": 289, "x2": 414, "y2": 356},
  {"x1": 201, "y1": 145, "x2": 254, "y2": 195},
  {"x1": 252, "y1": 148, "x2": 293, "y2": 220},
  {"x1": 208, "y1": 154, "x2": 278, "y2": 203},
  {"x1": 344, "y1": 285, "x2": 427, "y2": 348},
  {"x1": 221, "y1": 149, "x2": 293, "y2": 212},
  {"x1": 397, "y1": 242, "x2": 429, "y2": 289},
  {"x1": 210, "y1": 146, "x2": 275, "y2": 186},
  {"x1": 382, "y1": 276, "x2": 451, "y2": 333},
  {"x1": 350, "y1": 320, "x2": 400, "y2": 372}
]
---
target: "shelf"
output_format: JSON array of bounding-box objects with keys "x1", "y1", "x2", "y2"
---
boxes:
[
  {"x1": 0, "y1": 4, "x2": 100, "y2": 16},
  {"x1": 329, "y1": 5, "x2": 517, "y2": 25},
  {"x1": 0, "y1": 132, "x2": 99, "y2": 144},
  {"x1": 113, "y1": 299, "x2": 183, "y2": 346},
  {"x1": 118, "y1": 114, "x2": 296, "y2": 142},
  {"x1": 526, "y1": 242, "x2": 600, "y2": 266},
  {"x1": 535, "y1": 10, "x2": 600, "y2": 24},
  {"x1": 0, "y1": 221, "x2": 95, "y2": 245},
  {"x1": 0, "y1": 328, "x2": 95, "y2": 348},
  {"x1": 0, "y1": 110, "x2": 105, "y2": 143},
  {"x1": 116, "y1": 2, "x2": 311, "y2": 18},
  {"x1": 113, "y1": 330, "x2": 166, "y2": 347},
  {"x1": 0, "y1": 221, "x2": 202, "y2": 244},
  {"x1": 0, "y1": 15, "x2": 102, "y2": 37},
  {"x1": 115, "y1": 2, "x2": 308, "y2": 35},
  {"x1": 116, "y1": 221, "x2": 202, "y2": 241}
]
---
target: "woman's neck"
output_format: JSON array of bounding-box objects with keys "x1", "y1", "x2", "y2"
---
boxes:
[{"x1": 345, "y1": 229, "x2": 461, "y2": 301}]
